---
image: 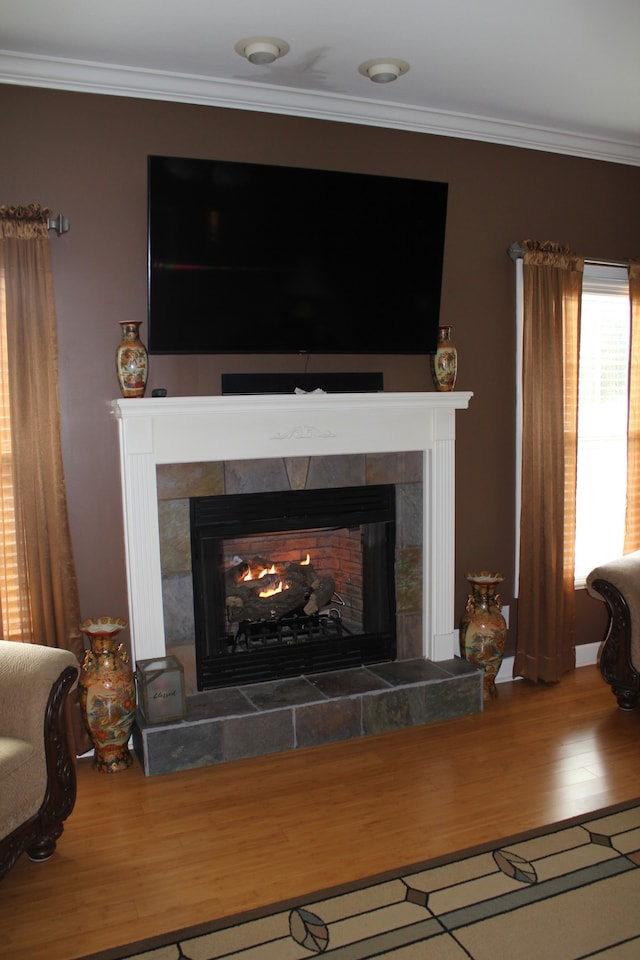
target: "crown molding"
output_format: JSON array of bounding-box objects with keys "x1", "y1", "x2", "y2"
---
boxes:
[{"x1": 1, "y1": 50, "x2": 639, "y2": 167}]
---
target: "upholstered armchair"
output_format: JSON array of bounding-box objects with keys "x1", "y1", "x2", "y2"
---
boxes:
[
  {"x1": 586, "y1": 551, "x2": 640, "y2": 710},
  {"x1": 0, "y1": 640, "x2": 79, "y2": 880}
]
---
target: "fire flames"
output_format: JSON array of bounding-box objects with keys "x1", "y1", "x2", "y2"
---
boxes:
[
  {"x1": 226, "y1": 552, "x2": 335, "y2": 624},
  {"x1": 242, "y1": 563, "x2": 277, "y2": 582},
  {"x1": 241, "y1": 555, "x2": 311, "y2": 598},
  {"x1": 258, "y1": 581, "x2": 285, "y2": 598}
]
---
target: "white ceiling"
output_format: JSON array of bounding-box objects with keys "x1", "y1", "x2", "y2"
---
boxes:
[{"x1": 2, "y1": 0, "x2": 639, "y2": 165}]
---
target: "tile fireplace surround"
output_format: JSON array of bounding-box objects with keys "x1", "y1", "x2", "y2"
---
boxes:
[{"x1": 112, "y1": 391, "x2": 477, "y2": 774}]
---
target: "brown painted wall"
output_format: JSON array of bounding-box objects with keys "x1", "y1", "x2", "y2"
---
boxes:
[{"x1": 2, "y1": 84, "x2": 638, "y2": 652}]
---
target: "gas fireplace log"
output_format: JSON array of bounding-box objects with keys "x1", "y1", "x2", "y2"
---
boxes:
[
  {"x1": 227, "y1": 582, "x2": 308, "y2": 622},
  {"x1": 304, "y1": 577, "x2": 336, "y2": 615},
  {"x1": 225, "y1": 556, "x2": 273, "y2": 590},
  {"x1": 225, "y1": 556, "x2": 317, "y2": 597},
  {"x1": 225, "y1": 556, "x2": 315, "y2": 589},
  {"x1": 224, "y1": 555, "x2": 336, "y2": 622},
  {"x1": 226, "y1": 576, "x2": 337, "y2": 622},
  {"x1": 226, "y1": 575, "x2": 305, "y2": 606}
]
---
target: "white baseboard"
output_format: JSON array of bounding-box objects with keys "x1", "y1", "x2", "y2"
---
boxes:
[
  {"x1": 575, "y1": 642, "x2": 601, "y2": 668},
  {"x1": 497, "y1": 642, "x2": 600, "y2": 683}
]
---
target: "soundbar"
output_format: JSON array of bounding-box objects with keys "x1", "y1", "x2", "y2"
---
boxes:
[{"x1": 221, "y1": 372, "x2": 384, "y2": 395}]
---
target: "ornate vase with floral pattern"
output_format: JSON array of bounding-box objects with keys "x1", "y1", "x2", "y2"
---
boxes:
[
  {"x1": 79, "y1": 617, "x2": 136, "y2": 773},
  {"x1": 430, "y1": 325, "x2": 458, "y2": 391},
  {"x1": 116, "y1": 321, "x2": 148, "y2": 398},
  {"x1": 459, "y1": 572, "x2": 507, "y2": 700}
]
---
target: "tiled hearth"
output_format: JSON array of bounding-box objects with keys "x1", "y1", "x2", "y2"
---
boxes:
[
  {"x1": 131, "y1": 445, "x2": 482, "y2": 776},
  {"x1": 134, "y1": 658, "x2": 481, "y2": 776}
]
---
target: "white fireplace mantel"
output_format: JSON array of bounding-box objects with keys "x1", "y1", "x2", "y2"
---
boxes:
[{"x1": 112, "y1": 391, "x2": 472, "y2": 668}]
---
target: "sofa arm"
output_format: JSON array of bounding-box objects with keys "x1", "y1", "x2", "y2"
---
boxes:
[
  {"x1": 0, "y1": 642, "x2": 79, "y2": 746},
  {"x1": 587, "y1": 551, "x2": 640, "y2": 709},
  {"x1": 0, "y1": 644, "x2": 79, "y2": 878}
]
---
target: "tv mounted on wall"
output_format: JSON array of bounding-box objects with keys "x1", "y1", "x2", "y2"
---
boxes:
[{"x1": 147, "y1": 155, "x2": 448, "y2": 356}]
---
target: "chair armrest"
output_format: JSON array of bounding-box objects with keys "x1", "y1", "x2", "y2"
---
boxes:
[
  {"x1": 0, "y1": 642, "x2": 79, "y2": 746},
  {"x1": 586, "y1": 551, "x2": 640, "y2": 708},
  {"x1": 587, "y1": 551, "x2": 640, "y2": 605}
]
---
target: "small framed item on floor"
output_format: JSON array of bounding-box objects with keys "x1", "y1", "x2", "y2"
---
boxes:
[{"x1": 136, "y1": 656, "x2": 186, "y2": 724}]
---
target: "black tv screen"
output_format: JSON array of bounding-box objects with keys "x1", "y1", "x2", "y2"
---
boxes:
[{"x1": 147, "y1": 155, "x2": 448, "y2": 355}]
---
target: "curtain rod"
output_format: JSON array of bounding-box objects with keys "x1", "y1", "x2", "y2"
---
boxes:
[
  {"x1": 47, "y1": 213, "x2": 70, "y2": 236},
  {"x1": 508, "y1": 241, "x2": 628, "y2": 268}
]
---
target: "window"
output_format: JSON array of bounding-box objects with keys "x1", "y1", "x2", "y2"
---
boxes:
[{"x1": 574, "y1": 264, "x2": 630, "y2": 585}]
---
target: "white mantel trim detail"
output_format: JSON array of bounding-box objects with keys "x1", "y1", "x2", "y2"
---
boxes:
[{"x1": 112, "y1": 391, "x2": 472, "y2": 668}]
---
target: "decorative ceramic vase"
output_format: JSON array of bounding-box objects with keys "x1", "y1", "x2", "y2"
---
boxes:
[
  {"x1": 459, "y1": 572, "x2": 507, "y2": 700},
  {"x1": 430, "y1": 325, "x2": 457, "y2": 392},
  {"x1": 79, "y1": 617, "x2": 136, "y2": 773},
  {"x1": 116, "y1": 321, "x2": 148, "y2": 398}
]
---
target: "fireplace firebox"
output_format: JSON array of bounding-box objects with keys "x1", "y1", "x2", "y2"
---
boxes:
[{"x1": 191, "y1": 485, "x2": 396, "y2": 689}]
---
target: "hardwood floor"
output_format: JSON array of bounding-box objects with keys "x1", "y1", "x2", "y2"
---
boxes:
[{"x1": 2, "y1": 664, "x2": 640, "y2": 960}]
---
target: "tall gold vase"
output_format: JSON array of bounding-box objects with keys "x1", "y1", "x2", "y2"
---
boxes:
[
  {"x1": 79, "y1": 617, "x2": 136, "y2": 773},
  {"x1": 459, "y1": 572, "x2": 507, "y2": 700}
]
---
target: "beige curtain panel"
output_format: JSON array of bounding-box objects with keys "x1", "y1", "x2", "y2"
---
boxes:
[
  {"x1": 0, "y1": 203, "x2": 90, "y2": 753},
  {"x1": 514, "y1": 240, "x2": 583, "y2": 684}
]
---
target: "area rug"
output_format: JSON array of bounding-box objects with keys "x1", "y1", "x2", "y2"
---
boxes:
[{"x1": 78, "y1": 799, "x2": 640, "y2": 960}]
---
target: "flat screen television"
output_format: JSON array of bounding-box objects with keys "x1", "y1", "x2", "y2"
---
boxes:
[{"x1": 147, "y1": 155, "x2": 448, "y2": 355}]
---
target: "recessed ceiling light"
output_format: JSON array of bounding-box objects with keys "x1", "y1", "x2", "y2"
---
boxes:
[
  {"x1": 358, "y1": 58, "x2": 410, "y2": 83},
  {"x1": 234, "y1": 36, "x2": 290, "y2": 65}
]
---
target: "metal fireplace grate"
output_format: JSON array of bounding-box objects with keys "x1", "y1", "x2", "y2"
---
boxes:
[{"x1": 230, "y1": 610, "x2": 349, "y2": 652}]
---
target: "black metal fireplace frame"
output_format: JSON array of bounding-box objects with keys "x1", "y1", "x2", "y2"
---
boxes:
[{"x1": 190, "y1": 485, "x2": 397, "y2": 690}]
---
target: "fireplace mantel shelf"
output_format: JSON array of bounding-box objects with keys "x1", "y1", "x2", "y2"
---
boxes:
[
  {"x1": 112, "y1": 391, "x2": 473, "y2": 417},
  {"x1": 112, "y1": 391, "x2": 472, "y2": 669}
]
